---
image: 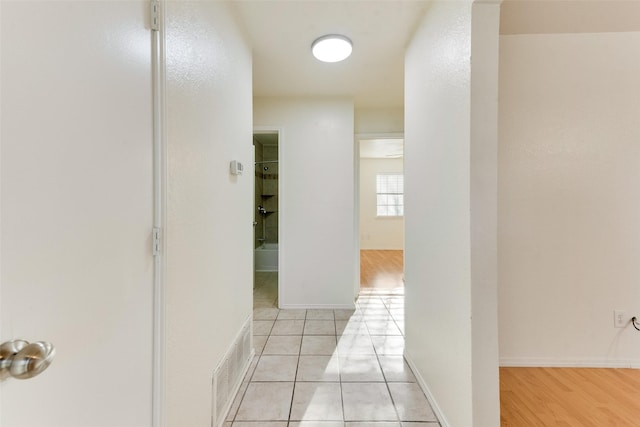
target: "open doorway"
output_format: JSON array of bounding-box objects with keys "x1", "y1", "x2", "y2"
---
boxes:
[
  {"x1": 358, "y1": 136, "x2": 405, "y2": 294},
  {"x1": 253, "y1": 131, "x2": 279, "y2": 308}
]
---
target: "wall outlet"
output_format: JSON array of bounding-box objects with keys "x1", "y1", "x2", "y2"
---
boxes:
[{"x1": 614, "y1": 310, "x2": 627, "y2": 328}]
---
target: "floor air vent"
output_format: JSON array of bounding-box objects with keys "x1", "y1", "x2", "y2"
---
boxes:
[{"x1": 212, "y1": 316, "x2": 253, "y2": 427}]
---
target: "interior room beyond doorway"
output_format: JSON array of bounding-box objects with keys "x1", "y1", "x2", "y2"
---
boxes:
[
  {"x1": 359, "y1": 137, "x2": 404, "y2": 292},
  {"x1": 253, "y1": 131, "x2": 279, "y2": 308},
  {"x1": 360, "y1": 250, "x2": 404, "y2": 290}
]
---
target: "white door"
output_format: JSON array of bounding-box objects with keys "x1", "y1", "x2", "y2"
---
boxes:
[{"x1": 1, "y1": 2, "x2": 154, "y2": 426}]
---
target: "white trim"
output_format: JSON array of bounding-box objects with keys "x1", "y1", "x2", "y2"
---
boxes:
[
  {"x1": 151, "y1": 2, "x2": 167, "y2": 426},
  {"x1": 0, "y1": 0, "x2": 3, "y2": 417},
  {"x1": 253, "y1": 126, "x2": 283, "y2": 308},
  {"x1": 499, "y1": 358, "x2": 640, "y2": 369},
  {"x1": 353, "y1": 135, "x2": 361, "y2": 300},
  {"x1": 354, "y1": 132, "x2": 405, "y2": 298},
  {"x1": 404, "y1": 350, "x2": 450, "y2": 427},
  {"x1": 278, "y1": 303, "x2": 356, "y2": 310}
]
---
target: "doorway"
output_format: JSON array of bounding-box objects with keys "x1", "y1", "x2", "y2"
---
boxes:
[
  {"x1": 253, "y1": 131, "x2": 279, "y2": 308},
  {"x1": 357, "y1": 136, "x2": 405, "y2": 294}
]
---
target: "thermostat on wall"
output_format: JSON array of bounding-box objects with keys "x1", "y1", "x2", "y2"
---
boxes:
[{"x1": 230, "y1": 160, "x2": 244, "y2": 175}]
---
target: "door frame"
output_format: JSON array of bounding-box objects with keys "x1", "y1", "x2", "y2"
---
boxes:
[
  {"x1": 152, "y1": 5, "x2": 167, "y2": 426},
  {"x1": 354, "y1": 132, "x2": 405, "y2": 297},
  {"x1": 253, "y1": 126, "x2": 282, "y2": 307}
]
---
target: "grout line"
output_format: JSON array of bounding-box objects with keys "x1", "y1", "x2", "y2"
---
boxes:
[
  {"x1": 337, "y1": 308, "x2": 346, "y2": 424},
  {"x1": 286, "y1": 308, "x2": 306, "y2": 422},
  {"x1": 247, "y1": 289, "x2": 412, "y2": 426},
  {"x1": 226, "y1": 374, "x2": 252, "y2": 423},
  {"x1": 370, "y1": 301, "x2": 402, "y2": 425}
]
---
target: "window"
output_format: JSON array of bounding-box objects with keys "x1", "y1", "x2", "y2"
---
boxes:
[{"x1": 376, "y1": 174, "x2": 404, "y2": 217}]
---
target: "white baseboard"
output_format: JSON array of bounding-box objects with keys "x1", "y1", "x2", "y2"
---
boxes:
[
  {"x1": 278, "y1": 303, "x2": 356, "y2": 310},
  {"x1": 500, "y1": 357, "x2": 640, "y2": 369},
  {"x1": 404, "y1": 350, "x2": 450, "y2": 427}
]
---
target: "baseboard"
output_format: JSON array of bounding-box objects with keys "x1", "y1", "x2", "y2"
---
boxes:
[
  {"x1": 404, "y1": 350, "x2": 450, "y2": 427},
  {"x1": 359, "y1": 288, "x2": 404, "y2": 296},
  {"x1": 500, "y1": 357, "x2": 640, "y2": 369},
  {"x1": 279, "y1": 303, "x2": 356, "y2": 310}
]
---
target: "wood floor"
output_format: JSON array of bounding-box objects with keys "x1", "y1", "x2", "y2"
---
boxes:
[
  {"x1": 360, "y1": 249, "x2": 404, "y2": 290},
  {"x1": 500, "y1": 367, "x2": 640, "y2": 426}
]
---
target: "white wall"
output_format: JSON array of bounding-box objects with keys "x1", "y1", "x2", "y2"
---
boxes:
[
  {"x1": 469, "y1": 3, "x2": 500, "y2": 425},
  {"x1": 1, "y1": 2, "x2": 153, "y2": 426},
  {"x1": 164, "y1": 2, "x2": 253, "y2": 425},
  {"x1": 254, "y1": 97, "x2": 356, "y2": 308},
  {"x1": 499, "y1": 31, "x2": 640, "y2": 367},
  {"x1": 404, "y1": 1, "x2": 499, "y2": 426},
  {"x1": 355, "y1": 107, "x2": 404, "y2": 134},
  {"x1": 359, "y1": 158, "x2": 404, "y2": 249}
]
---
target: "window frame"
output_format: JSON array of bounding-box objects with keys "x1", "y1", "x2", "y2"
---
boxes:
[{"x1": 375, "y1": 173, "x2": 404, "y2": 218}]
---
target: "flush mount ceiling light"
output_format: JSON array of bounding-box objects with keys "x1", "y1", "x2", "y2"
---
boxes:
[{"x1": 311, "y1": 34, "x2": 352, "y2": 63}]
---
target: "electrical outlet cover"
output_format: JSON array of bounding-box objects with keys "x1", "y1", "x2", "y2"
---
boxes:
[{"x1": 614, "y1": 310, "x2": 626, "y2": 328}]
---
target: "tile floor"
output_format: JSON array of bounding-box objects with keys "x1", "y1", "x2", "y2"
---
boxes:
[
  {"x1": 253, "y1": 271, "x2": 279, "y2": 308},
  {"x1": 226, "y1": 280, "x2": 440, "y2": 427}
]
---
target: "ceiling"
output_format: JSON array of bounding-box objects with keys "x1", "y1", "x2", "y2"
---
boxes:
[
  {"x1": 233, "y1": 0, "x2": 640, "y2": 110},
  {"x1": 232, "y1": 0, "x2": 431, "y2": 109},
  {"x1": 253, "y1": 133, "x2": 278, "y2": 146},
  {"x1": 360, "y1": 138, "x2": 404, "y2": 159}
]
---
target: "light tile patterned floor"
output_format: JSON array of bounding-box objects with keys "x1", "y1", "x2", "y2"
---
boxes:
[
  {"x1": 226, "y1": 283, "x2": 440, "y2": 426},
  {"x1": 253, "y1": 271, "x2": 278, "y2": 308}
]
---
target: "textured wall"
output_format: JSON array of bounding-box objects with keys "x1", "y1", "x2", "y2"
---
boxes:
[
  {"x1": 254, "y1": 97, "x2": 356, "y2": 308},
  {"x1": 164, "y1": 1, "x2": 254, "y2": 425},
  {"x1": 405, "y1": 2, "x2": 500, "y2": 426},
  {"x1": 354, "y1": 107, "x2": 404, "y2": 134},
  {"x1": 405, "y1": 2, "x2": 474, "y2": 425},
  {"x1": 499, "y1": 31, "x2": 640, "y2": 367}
]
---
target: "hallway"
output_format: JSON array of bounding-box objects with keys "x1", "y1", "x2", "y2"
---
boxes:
[{"x1": 229, "y1": 288, "x2": 439, "y2": 426}]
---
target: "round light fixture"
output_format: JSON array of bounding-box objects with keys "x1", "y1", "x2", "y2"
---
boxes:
[{"x1": 311, "y1": 35, "x2": 352, "y2": 63}]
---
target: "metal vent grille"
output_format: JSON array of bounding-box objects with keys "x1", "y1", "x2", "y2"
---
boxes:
[
  {"x1": 214, "y1": 357, "x2": 229, "y2": 422},
  {"x1": 212, "y1": 316, "x2": 254, "y2": 427}
]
